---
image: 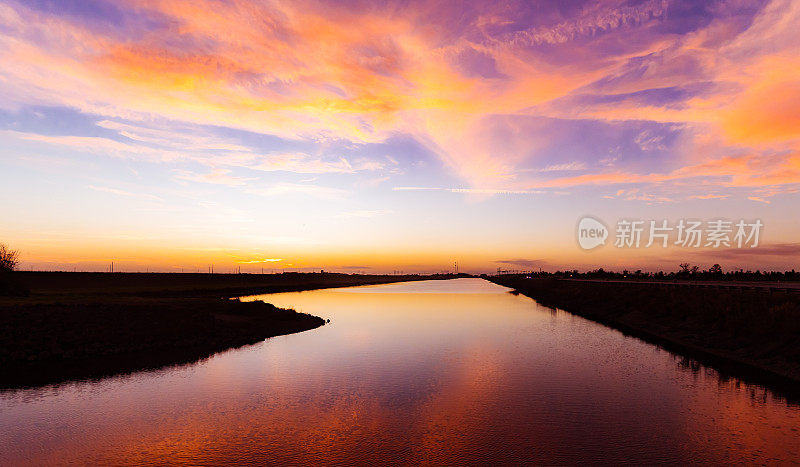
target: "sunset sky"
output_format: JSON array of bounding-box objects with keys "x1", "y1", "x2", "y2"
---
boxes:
[{"x1": 1, "y1": 0, "x2": 800, "y2": 273}]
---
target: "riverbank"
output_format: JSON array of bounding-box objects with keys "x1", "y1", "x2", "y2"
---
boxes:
[
  {"x1": 0, "y1": 272, "x2": 448, "y2": 388},
  {"x1": 489, "y1": 276, "x2": 800, "y2": 396}
]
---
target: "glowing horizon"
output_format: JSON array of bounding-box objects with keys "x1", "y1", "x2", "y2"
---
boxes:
[{"x1": 2, "y1": 0, "x2": 800, "y2": 273}]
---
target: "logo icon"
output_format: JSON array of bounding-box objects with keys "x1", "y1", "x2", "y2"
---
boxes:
[{"x1": 577, "y1": 216, "x2": 608, "y2": 250}]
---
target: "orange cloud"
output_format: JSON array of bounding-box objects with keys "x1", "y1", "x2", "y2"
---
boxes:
[{"x1": 721, "y1": 59, "x2": 800, "y2": 146}]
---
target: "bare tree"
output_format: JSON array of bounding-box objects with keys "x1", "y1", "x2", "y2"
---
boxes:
[{"x1": 0, "y1": 243, "x2": 20, "y2": 271}]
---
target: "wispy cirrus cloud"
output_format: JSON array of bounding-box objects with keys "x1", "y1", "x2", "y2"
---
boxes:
[
  {"x1": 2, "y1": 121, "x2": 384, "y2": 179},
  {"x1": 232, "y1": 257, "x2": 283, "y2": 264},
  {"x1": 392, "y1": 186, "x2": 547, "y2": 195},
  {"x1": 250, "y1": 153, "x2": 383, "y2": 174},
  {"x1": 173, "y1": 169, "x2": 256, "y2": 186},
  {"x1": 689, "y1": 194, "x2": 729, "y2": 200},
  {"x1": 87, "y1": 185, "x2": 162, "y2": 201},
  {"x1": 247, "y1": 182, "x2": 348, "y2": 198},
  {"x1": 491, "y1": 0, "x2": 669, "y2": 48}
]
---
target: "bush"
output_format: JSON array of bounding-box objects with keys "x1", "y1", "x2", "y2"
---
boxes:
[
  {"x1": 0, "y1": 244, "x2": 26, "y2": 296},
  {"x1": 0, "y1": 243, "x2": 19, "y2": 272}
]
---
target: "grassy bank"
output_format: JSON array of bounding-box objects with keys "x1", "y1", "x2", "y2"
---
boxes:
[
  {"x1": 0, "y1": 272, "x2": 446, "y2": 388},
  {"x1": 6, "y1": 271, "x2": 446, "y2": 300},
  {"x1": 489, "y1": 276, "x2": 800, "y2": 395}
]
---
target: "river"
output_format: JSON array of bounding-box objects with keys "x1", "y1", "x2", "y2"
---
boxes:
[{"x1": 1, "y1": 278, "x2": 798, "y2": 464}]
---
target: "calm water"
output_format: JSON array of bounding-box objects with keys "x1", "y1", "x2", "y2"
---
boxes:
[{"x1": 1, "y1": 278, "x2": 799, "y2": 465}]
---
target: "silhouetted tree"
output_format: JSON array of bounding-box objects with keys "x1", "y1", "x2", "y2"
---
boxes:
[{"x1": 0, "y1": 243, "x2": 19, "y2": 271}]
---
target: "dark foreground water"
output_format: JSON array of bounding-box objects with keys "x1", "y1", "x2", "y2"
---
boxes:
[{"x1": 1, "y1": 278, "x2": 798, "y2": 465}]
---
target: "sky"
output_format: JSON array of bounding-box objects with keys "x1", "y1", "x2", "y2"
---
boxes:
[{"x1": 1, "y1": 0, "x2": 800, "y2": 273}]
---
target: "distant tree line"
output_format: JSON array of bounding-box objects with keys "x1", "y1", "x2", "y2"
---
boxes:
[{"x1": 496, "y1": 263, "x2": 800, "y2": 282}]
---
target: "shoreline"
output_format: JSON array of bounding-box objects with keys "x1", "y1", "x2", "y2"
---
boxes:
[
  {"x1": 0, "y1": 272, "x2": 453, "y2": 389},
  {"x1": 488, "y1": 276, "x2": 800, "y2": 401}
]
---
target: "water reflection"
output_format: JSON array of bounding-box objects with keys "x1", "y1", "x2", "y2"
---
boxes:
[{"x1": 1, "y1": 278, "x2": 798, "y2": 465}]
